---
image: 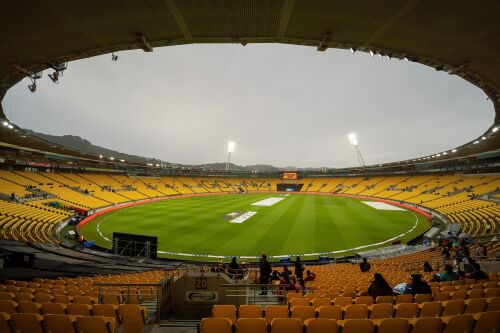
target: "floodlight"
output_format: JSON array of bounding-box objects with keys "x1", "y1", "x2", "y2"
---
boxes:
[
  {"x1": 348, "y1": 133, "x2": 358, "y2": 146},
  {"x1": 99, "y1": 155, "x2": 103, "y2": 158},
  {"x1": 110, "y1": 157, "x2": 114, "y2": 160},
  {"x1": 120, "y1": 159, "x2": 125, "y2": 162},
  {"x1": 7, "y1": 124, "x2": 13, "y2": 129},
  {"x1": 227, "y1": 141, "x2": 236, "y2": 153},
  {"x1": 493, "y1": 127, "x2": 498, "y2": 133},
  {"x1": 350, "y1": 47, "x2": 356, "y2": 54},
  {"x1": 481, "y1": 136, "x2": 486, "y2": 140},
  {"x1": 452, "y1": 149, "x2": 457, "y2": 153},
  {"x1": 2, "y1": 121, "x2": 8, "y2": 127},
  {"x1": 370, "y1": 50, "x2": 375, "y2": 57}
]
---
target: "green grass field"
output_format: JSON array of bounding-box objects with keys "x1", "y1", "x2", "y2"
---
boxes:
[{"x1": 79, "y1": 193, "x2": 430, "y2": 260}]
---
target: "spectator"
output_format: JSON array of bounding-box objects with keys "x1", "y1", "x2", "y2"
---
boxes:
[
  {"x1": 441, "y1": 246, "x2": 450, "y2": 260},
  {"x1": 304, "y1": 270, "x2": 316, "y2": 282},
  {"x1": 270, "y1": 271, "x2": 280, "y2": 282},
  {"x1": 294, "y1": 256, "x2": 304, "y2": 279},
  {"x1": 423, "y1": 261, "x2": 433, "y2": 273},
  {"x1": 259, "y1": 254, "x2": 272, "y2": 295},
  {"x1": 297, "y1": 278, "x2": 307, "y2": 294},
  {"x1": 280, "y1": 272, "x2": 296, "y2": 291},
  {"x1": 436, "y1": 264, "x2": 460, "y2": 282},
  {"x1": 228, "y1": 257, "x2": 241, "y2": 279},
  {"x1": 468, "y1": 263, "x2": 488, "y2": 280},
  {"x1": 368, "y1": 273, "x2": 393, "y2": 300},
  {"x1": 360, "y1": 257, "x2": 371, "y2": 272},
  {"x1": 410, "y1": 274, "x2": 432, "y2": 295}
]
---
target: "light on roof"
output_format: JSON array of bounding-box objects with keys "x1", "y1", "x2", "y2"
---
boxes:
[
  {"x1": 493, "y1": 127, "x2": 498, "y2": 133},
  {"x1": 2, "y1": 121, "x2": 8, "y2": 127},
  {"x1": 348, "y1": 133, "x2": 358, "y2": 146},
  {"x1": 404, "y1": 57, "x2": 409, "y2": 61},
  {"x1": 7, "y1": 124, "x2": 13, "y2": 129},
  {"x1": 452, "y1": 149, "x2": 457, "y2": 153},
  {"x1": 120, "y1": 159, "x2": 125, "y2": 162},
  {"x1": 110, "y1": 157, "x2": 114, "y2": 160},
  {"x1": 227, "y1": 141, "x2": 236, "y2": 153},
  {"x1": 443, "y1": 152, "x2": 447, "y2": 155},
  {"x1": 436, "y1": 154, "x2": 441, "y2": 157},
  {"x1": 99, "y1": 155, "x2": 103, "y2": 158},
  {"x1": 350, "y1": 47, "x2": 356, "y2": 54},
  {"x1": 481, "y1": 136, "x2": 486, "y2": 140},
  {"x1": 473, "y1": 141, "x2": 479, "y2": 144},
  {"x1": 370, "y1": 50, "x2": 375, "y2": 57}
]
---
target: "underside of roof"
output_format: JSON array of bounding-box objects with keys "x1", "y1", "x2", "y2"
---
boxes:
[{"x1": 0, "y1": 0, "x2": 499, "y2": 167}]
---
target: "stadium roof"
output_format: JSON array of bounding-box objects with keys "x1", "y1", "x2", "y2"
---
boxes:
[{"x1": 0, "y1": 0, "x2": 499, "y2": 167}]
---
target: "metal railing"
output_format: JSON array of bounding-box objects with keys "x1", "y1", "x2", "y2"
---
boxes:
[{"x1": 218, "y1": 283, "x2": 291, "y2": 306}]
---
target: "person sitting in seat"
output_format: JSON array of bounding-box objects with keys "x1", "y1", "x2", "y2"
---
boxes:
[
  {"x1": 368, "y1": 273, "x2": 393, "y2": 300},
  {"x1": 435, "y1": 264, "x2": 460, "y2": 282},
  {"x1": 304, "y1": 270, "x2": 316, "y2": 282},
  {"x1": 360, "y1": 257, "x2": 371, "y2": 272},
  {"x1": 410, "y1": 274, "x2": 432, "y2": 295},
  {"x1": 468, "y1": 262, "x2": 488, "y2": 280}
]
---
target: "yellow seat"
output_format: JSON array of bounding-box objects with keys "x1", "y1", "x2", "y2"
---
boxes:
[
  {"x1": 17, "y1": 301, "x2": 41, "y2": 314},
  {"x1": 409, "y1": 317, "x2": 442, "y2": 333},
  {"x1": 290, "y1": 305, "x2": 315, "y2": 323},
  {"x1": 464, "y1": 298, "x2": 487, "y2": 314},
  {"x1": 451, "y1": 290, "x2": 468, "y2": 300},
  {"x1": 377, "y1": 318, "x2": 409, "y2": 333},
  {"x1": 44, "y1": 314, "x2": 78, "y2": 333},
  {"x1": 395, "y1": 294, "x2": 413, "y2": 304},
  {"x1": 13, "y1": 293, "x2": 33, "y2": 302},
  {"x1": 419, "y1": 302, "x2": 442, "y2": 317},
  {"x1": 11, "y1": 313, "x2": 44, "y2": 333},
  {"x1": 442, "y1": 300, "x2": 465, "y2": 316},
  {"x1": 66, "y1": 303, "x2": 91, "y2": 316},
  {"x1": 486, "y1": 297, "x2": 500, "y2": 312},
  {"x1": 286, "y1": 293, "x2": 303, "y2": 304},
  {"x1": 54, "y1": 295, "x2": 72, "y2": 304},
  {"x1": 200, "y1": 317, "x2": 231, "y2": 333},
  {"x1": 304, "y1": 318, "x2": 337, "y2": 333},
  {"x1": 355, "y1": 296, "x2": 374, "y2": 306},
  {"x1": 394, "y1": 303, "x2": 419, "y2": 318},
  {"x1": 290, "y1": 298, "x2": 310, "y2": 307},
  {"x1": 34, "y1": 293, "x2": 53, "y2": 303},
  {"x1": 212, "y1": 304, "x2": 236, "y2": 324},
  {"x1": 341, "y1": 318, "x2": 374, "y2": 333},
  {"x1": 317, "y1": 305, "x2": 342, "y2": 320},
  {"x1": 76, "y1": 315, "x2": 116, "y2": 333},
  {"x1": 73, "y1": 295, "x2": 95, "y2": 305},
  {"x1": 41, "y1": 302, "x2": 66, "y2": 315},
  {"x1": 0, "y1": 313, "x2": 9, "y2": 333},
  {"x1": 433, "y1": 292, "x2": 451, "y2": 302},
  {"x1": 414, "y1": 294, "x2": 433, "y2": 304},
  {"x1": 369, "y1": 303, "x2": 394, "y2": 319},
  {"x1": 442, "y1": 314, "x2": 474, "y2": 333},
  {"x1": 0, "y1": 300, "x2": 17, "y2": 314},
  {"x1": 264, "y1": 305, "x2": 289, "y2": 324},
  {"x1": 344, "y1": 304, "x2": 368, "y2": 319},
  {"x1": 118, "y1": 304, "x2": 147, "y2": 333},
  {"x1": 468, "y1": 289, "x2": 484, "y2": 299},
  {"x1": 376, "y1": 296, "x2": 394, "y2": 304},
  {"x1": 472, "y1": 311, "x2": 500, "y2": 333},
  {"x1": 311, "y1": 298, "x2": 331, "y2": 308},
  {"x1": 238, "y1": 305, "x2": 262, "y2": 318},
  {"x1": 334, "y1": 296, "x2": 352, "y2": 307},
  {"x1": 236, "y1": 318, "x2": 266, "y2": 333},
  {"x1": 270, "y1": 318, "x2": 302, "y2": 333},
  {"x1": 484, "y1": 288, "x2": 500, "y2": 298},
  {"x1": 92, "y1": 304, "x2": 120, "y2": 323}
]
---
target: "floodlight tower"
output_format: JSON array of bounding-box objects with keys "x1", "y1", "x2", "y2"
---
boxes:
[
  {"x1": 348, "y1": 133, "x2": 365, "y2": 167},
  {"x1": 226, "y1": 141, "x2": 236, "y2": 170}
]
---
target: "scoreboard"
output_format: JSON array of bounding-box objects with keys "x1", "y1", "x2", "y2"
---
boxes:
[{"x1": 282, "y1": 172, "x2": 300, "y2": 180}]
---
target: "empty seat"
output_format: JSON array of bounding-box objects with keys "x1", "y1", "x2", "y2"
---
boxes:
[
  {"x1": 17, "y1": 301, "x2": 41, "y2": 314},
  {"x1": 10, "y1": 313, "x2": 44, "y2": 333},
  {"x1": 317, "y1": 305, "x2": 342, "y2": 320},
  {"x1": 451, "y1": 290, "x2": 468, "y2": 300},
  {"x1": 290, "y1": 298, "x2": 310, "y2": 307},
  {"x1": 395, "y1": 303, "x2": 419, "y2": 318},
  {"x1": 44, "y1": 314, "x2": 78, "y2": 333},
  {"x1": 472, "y1": 311, "x2": 500, "y2": 333},
  {"x1": 93, "y1": 304, "x2": 120, "y2": 323},
  {"x1": 271, "y1": 318, "x2": 302, "y2": 333},
  {"x1": 0, "y1": 300, "x2": 17, "y2": 314},
  {"x1": 265, "y1": 305, "x2": 289, "y2": 324},
  {"x1": 486, "y1": 297, "x2": 500, "y2": 312},
  {"x1": 304, "y1": 318, "x2": 337, "y2": 333},
  {"x1": 468, "y1": 289, "x2": 484, "y2": 299},
  {"x1": 200, "y1": 317, "x2": 232, "y2": 333},
  {"x1": 212, "y1": 304, "x2": 236, "y2": 324},
  {"x1": 344, "y1": 304, "x2": 368, "y2": 319},
  {"x1": 433, "y1": 292, "x2": 451, "y2": 302},
  {"x1": 334, "y1": 296, "x2": 352, "y2": 307},
  {"x1": 13, "y1": 293, "x2": 33, "y2": 302},
  {"x1": 41, "y1": 302, "x2": 66, "y2": 315},
  {"x1": 67, "y1": 303, "x2": 92, "y2": 316},
  {"x1": 395, "y1": 294, "x2": 413, "y2": 304},
  {"x1": 442, "y1": 314, "x2": 474, "y2": 333},
  {"x1": 341, "y1": 318, "x2": 374, "y2": 333},
  {"x1": 54, "y1": 295, "x2": 72, "y2": 304},
  {"x1": 464, "y1": 298, "x2": 487, "y2": 314},
  {"x1": 286, "y1": 293, "x2": 303, "y2": 304},
  {"x1": 34, "y1": 293, "x2": 53, "y2": 303},
  {"x1": 118, "y1": 304, "x2": 147, "y2": 333},
  {"x1": 355, "y1": 296, "x2": 374, "y2": 306},
  {"x1": 442, "y1": 300, "x2": 466, "y2": 316},
  {"x1": 238, "y1": 305, "x2": 262, "y2": 318},
  {"x1": 311, "y1": 298, "x2": 331, "y2": 308},
  {"x1": 484, "y1": 288, "x2": 500, "y2": 298},
  {"x1": 76, "y1": 316, "x2": 116, "y2": 333},
  {"x1": 377, "y1": 318, "x2": 409, "y2": 333},
  {"x1": 376, "y1": 296, "x2": 394, "y2": 304},
  {"x1": 0, "y1": 313, "x2": 9, "y2": 333},
  {"x1": 73, "y1": 296, "x2": 95, "y2": 305},
  {"x1": 419, "y1": 302, "x2": 442, "y2": 317},
  {"x1": 290, "y1": 305, "x2": 315, "y2": 322},
  {"x1": 415, "y1": 294, "x2": 433, "y2": 304},
  {"x1": 370, "y1": 303, "x2": 394, "y2": 319},
  {"x1": 236, "y1": 318, "x2": 266, "y2": 333},
  {"x1": 410, "y1": 317, "x2": 442, "y2": 333}
]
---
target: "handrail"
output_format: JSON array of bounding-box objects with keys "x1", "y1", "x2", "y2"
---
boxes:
[{"x1": 94, "y1": 282, "x2": 164, "y2": 287}]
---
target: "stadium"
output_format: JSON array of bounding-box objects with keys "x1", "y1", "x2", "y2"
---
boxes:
[{"x1": 0, "y1": 1, "x2": 499, "y2": 333}]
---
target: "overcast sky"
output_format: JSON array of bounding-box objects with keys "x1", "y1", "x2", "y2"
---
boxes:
[{"x1": 2, "y1": 44, "x2": 494, "y2": 168}]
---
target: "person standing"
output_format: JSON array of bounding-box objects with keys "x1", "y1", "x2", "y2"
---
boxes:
[
  {"x1": 360, "y1": 257, "x2": 371, "y2": 272},
  {"x1": 259, "y1": 254, "x2": 272, "y2": 295},
  {"x1": 294, "y1": 256, "x2": 304, "y2": 279}
]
